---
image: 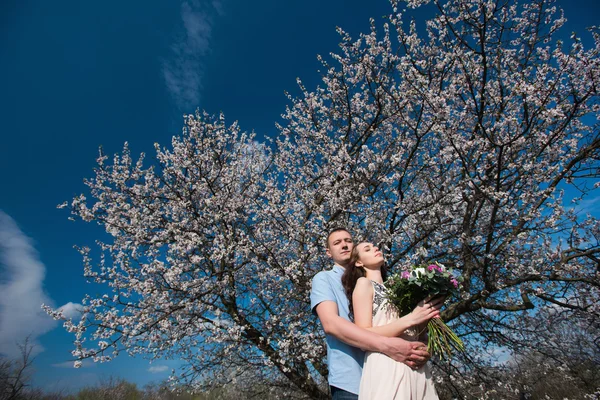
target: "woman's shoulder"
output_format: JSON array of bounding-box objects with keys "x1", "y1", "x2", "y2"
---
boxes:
[{"x1": 354, "y1": 277, "x2": 374, "y2": 292}]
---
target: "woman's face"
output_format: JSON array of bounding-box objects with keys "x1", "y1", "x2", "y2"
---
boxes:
[{"x1": 355, "y1": 242, "x2": 384, "y2": 270}]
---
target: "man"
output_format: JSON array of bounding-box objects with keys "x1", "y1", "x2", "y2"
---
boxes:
[{"x1": 311, "y1": 228, "x2": 431, "y2": 399}]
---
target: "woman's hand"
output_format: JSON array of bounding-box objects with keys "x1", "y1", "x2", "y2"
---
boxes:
[{"x1": 407, "y1": 296, "x2": 445, "y2": 326}]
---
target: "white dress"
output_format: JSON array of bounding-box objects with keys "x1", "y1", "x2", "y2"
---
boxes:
[{"x1": 358, "y1": 281, "x2": 439, "y2": 400}]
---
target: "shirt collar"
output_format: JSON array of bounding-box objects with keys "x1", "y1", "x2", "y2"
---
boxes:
[{"x1": 333, "y1": 264, "x2": 346, "y2": 274}]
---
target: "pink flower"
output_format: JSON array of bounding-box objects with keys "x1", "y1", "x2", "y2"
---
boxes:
[
  {"x1": 401, "y1": 271, "x2": 411, "y2": 279},
  {"x1": 429, "y1": 264, "x2": 444, "y2": 273},
  {"x1": 450, "y1": 278, "x2": 459, "y2": 288}
]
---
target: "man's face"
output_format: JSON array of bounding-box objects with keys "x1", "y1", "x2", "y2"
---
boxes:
[{"x1": 326, "y1": 230, "x2": 354, "y2": 267}]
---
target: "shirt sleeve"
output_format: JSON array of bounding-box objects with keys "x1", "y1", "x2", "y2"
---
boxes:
[{"x1": 310, "y1": 272, "x2": 337, "y2": 314}]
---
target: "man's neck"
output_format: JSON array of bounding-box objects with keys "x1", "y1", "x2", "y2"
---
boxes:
[{"x1": 334, "y1": 262, "x2": 350, "y2": 269}]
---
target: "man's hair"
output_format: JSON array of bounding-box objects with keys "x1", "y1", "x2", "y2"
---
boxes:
[{"x1": 325, "y1": 227, "x2": 350, "y2": 249}]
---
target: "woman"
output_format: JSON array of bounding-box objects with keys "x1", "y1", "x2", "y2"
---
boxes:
[{"x1": 341, "y1": 242, "x2": 442, "y2": 400}]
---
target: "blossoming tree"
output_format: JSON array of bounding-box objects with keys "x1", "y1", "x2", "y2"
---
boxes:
[{"x1": 46, "y1": 0, "x2": 599, "y2": 397}]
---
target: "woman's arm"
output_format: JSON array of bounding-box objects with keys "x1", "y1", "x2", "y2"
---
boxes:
[{"x1": 353, "y1": 278, "x2": 442, "y2": 338}]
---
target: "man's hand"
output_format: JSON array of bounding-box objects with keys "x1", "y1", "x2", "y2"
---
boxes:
[{"x1": 381, "y1": 337, "x2": 430, "y2": 369}]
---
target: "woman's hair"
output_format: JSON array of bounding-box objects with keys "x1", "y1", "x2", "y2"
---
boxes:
[{"x1": 341, "y1": 244, "x2": 388, "y2": 317}]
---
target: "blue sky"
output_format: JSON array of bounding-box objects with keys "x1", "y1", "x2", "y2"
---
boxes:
[{"x1": 1, "y1": 0, "x2": 599, "y2": 393}]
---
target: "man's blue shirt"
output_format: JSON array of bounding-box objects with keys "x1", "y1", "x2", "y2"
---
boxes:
[{"x1": 310, "y1": 265, "x2": 364, "y2": 395}]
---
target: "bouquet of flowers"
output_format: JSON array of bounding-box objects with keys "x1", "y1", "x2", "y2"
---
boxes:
[{"x1": 386, "y1": 262, "x2": 464, "y2": 360}]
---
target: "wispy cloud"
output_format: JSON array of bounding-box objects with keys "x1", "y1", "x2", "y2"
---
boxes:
[
  {"x1": 52, "y1": 359, "x2": 96, "y2": 369},
  {"x1": 148, "y1": 365, "x2": 169, "y2": 373},
  {"x1": 0, "y1": 211, "x2": 56, "y2": 357},
  {"x1": 163, "y1": 1, "x2": 224, "y2": 110},
  {"x1": 212, "y1": 0, "x2": 225, "y2": 16},
  {"x1": 577, "y1": 195, "x2": 600, "y2": 214},
  {"x1": 57, "y1": 301, "x2": 84, "y2": 321}
]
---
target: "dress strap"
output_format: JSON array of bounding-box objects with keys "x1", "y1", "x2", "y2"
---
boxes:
[{"x1": 371, "y1": 281, "x2": 386, "y2": 317}]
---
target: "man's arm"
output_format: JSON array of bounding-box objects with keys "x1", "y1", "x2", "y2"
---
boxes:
[{"x1": 315, "y1": 301, "x2": 430, "y2": 369}]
